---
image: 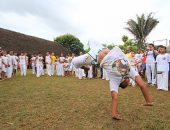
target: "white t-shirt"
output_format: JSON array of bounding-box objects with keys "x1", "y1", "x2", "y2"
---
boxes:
[
  {"x1": 101, "y1": 47, "x2": 130, "y2": 73},
  {"x1": 156, "y1": 54, "x2": 170, "y2": 71},
  {"x1": 36, "y1": 56, "x2": 43, "y2": 66},
  {"x1": 2, "y1": 56, "x2": 8, "y2": 66},
  {"x1": 101, "y1": 47, "x2": 139, "y2": 93},
  {"x1": 31, "y1": 57, "x2": 36, "y2": 66},
  {"x1": 45, "y1": 55, "x2": 51, "y2": 64},
  {"x1": 146, "y1": 51, "x2": 156, "y2": 64},
  {"x1": 68, "y1": 57, "x2": 72, "y2": 63},
  {"x1": 7, "y1": 54, "x2": 13, "y2": 66},
  {"x1": 12, "y1": 55, "x2": 18, "y2": 66},
  {"x1": 135, "y1": 53, "x2": 143, "y2": 61},
  {"x1": 129, "y1": 57, "x2": 138, "y2": 68},
  {"x1": 59, "y1": 57, "x2": 65, "y2": 63},
  {"x1": 19, "y1": 55, "x2": 26, "y2": 65},
  {"x1": 26, "y1": 56, "x2": 28, "y2": 65},
  {"x1": 0, "y1": 57, "x2": 2, "y2": 69}
]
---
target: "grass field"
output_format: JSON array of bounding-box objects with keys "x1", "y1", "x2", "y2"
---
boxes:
[{"x1": 0, "y1": 71, "x2": 170, "y2": 130}]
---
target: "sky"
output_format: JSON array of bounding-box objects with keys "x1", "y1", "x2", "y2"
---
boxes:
[{"x1": 0, "y1": 0, "x2": 170, "y2": 48}]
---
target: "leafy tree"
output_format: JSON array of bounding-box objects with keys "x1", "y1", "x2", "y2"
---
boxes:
[
  {"x1": 122, "y1": 35, "x2": 128, "y2": 43},
  {"x1": 125, "y1": 13, "x2": 159, "y2": 48},
  {"x1": 102, "y1": 43, "x2": 115, "y2": 50},
  {"x1": 54, "y1": 34, "x2": 84, "y2": 55},
  {"x1": 120, "y1": 35, "x2": 138, "y2": 52}
]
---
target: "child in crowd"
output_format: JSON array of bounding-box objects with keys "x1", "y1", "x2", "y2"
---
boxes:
[
  {"x1": 31, "y1": 54, "x2": 36, "y2": 75},
  {"x1": 145, "y1": 44, "x2": 158, "y2": 86},
  {"x1": 13, "y1": 52, "x2": 18, "y2": 76},
  {"x1": 156, "y1": 46, "x2": 170, "y2": 91},
  {"x1": 36, "y1": 53, "x2": 44, "y2": 77},
  {"x1": 0, "y1": 52, "x2": 2, "y2": 80},
  {"x1": 51, "y1": 52, "x2": 56, "y2": 76},
  {"x1": 2, "y1": 51, "x2": 8, "y2": 80},
  {"x1": 63, "y1": 59, "x2": 69, "y2": 76},
  {"x1": 129, "y1": 51, "x2": 139, "y2": 87},
  {"x1": 19, "y1": 52, "x2": 27, "y2": 76}
]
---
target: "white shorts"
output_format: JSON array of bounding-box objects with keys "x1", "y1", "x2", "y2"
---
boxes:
[{"x1": 107, "y1": 68, "x2": 139, "y2": 93}]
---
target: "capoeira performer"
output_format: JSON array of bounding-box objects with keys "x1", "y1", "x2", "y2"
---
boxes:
[
  {"x1": 68, "y1": 54, "x2": 73, "y2": 76},
  {"x1": 31, "y1": 54, "x2": 36, "y2": 75},
  {"x1": 6, "y1": 51, "x2": 14, "y2": 78},
  {"x1": 0, "y1": 53, "x2": 3, "y2": 80},
  {"x1": 145, "y1": 44, "x2": 158, "y2": 86},
  {"x1": 72, "y1": 46, "x2": 153, "y2": 120},
  {"x1": 58, "y1": 53, "x2": 65, "y2": 77},
  {"x1": 36, "y1": 53, "x2": 44, "y2": 77},
  {"x1": 51, "y1": 52, "x2": 56, "y2": 76},
  {"x1": 19, "y1": 52, "x2": 27, "y2": 76},
  {"x1": 2, "y1": 51, "x2": 8, "y2": 80},
  {"x1": 129, "y1": 51, "x2": 139, "y2": 87},
  {"x1": 45, "y1": 52, "x2": 51, "y2": 76},
  {"x1": 156, "y1": 46, "x2": 170, "y2": 91},
  {"x1": 25, "y1": 53, "x2": 29, "y2": 72},
  {"x1": 63, "y1": 59, "x2": 69, "y2": 76},
  {"x1": 13, "y1": 52, "x2": 18, "y2": 76}
]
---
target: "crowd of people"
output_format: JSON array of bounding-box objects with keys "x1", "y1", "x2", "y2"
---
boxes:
[
  {"x1": 124, "y1": 43, "x2": 170, "y2": 91},
  {"x1": 0, "y1": 48, "x2": 95, "y2": 81},
  {"x1": 0, "y1": 44, "x2": 169, "y2": 91}
]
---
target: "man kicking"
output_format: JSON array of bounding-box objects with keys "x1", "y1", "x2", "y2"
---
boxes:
[{"x1": 72, "y1": 46, "x2": 153, "y2": 120}]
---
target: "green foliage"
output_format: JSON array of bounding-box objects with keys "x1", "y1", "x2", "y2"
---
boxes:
[
  {"x1": 120, "y1": 35, "x2": 138, "y2": 52},
  {"x1": 54, "y1": 34, "x2": 84, "y2": 55},
  {"x1": 84, "y1": 48, "x2": 90, "y2": 53},
  {"x1": 102, "y1": 44, "x2": 115, "y2": 50},
  {"x1": 122, "y1": 35, "x2": 128, "y2": 43},
  {"x1": 125, "y1": 13, "x2": 159, "y2": 48}
]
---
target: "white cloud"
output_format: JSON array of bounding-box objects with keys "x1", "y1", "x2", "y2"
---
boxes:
[{"x1": 0, "y1": 0, "x2": 170, "y2": 47}]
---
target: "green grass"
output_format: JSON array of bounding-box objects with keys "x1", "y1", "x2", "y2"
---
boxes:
[{"x1": 0, "y1": 71, "x2": 170, "y2": 130}]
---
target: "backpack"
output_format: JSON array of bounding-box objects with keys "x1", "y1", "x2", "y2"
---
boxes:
[{"x1": 146, "y1": 50, "x2": 157, "y2": 60}]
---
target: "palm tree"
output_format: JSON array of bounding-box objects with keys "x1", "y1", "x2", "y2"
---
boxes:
[{"x1": 125, "y1": 13, "x2": 159, "y2": 48}]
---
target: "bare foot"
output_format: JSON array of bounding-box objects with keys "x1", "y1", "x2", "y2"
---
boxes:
[
  {"x1": 112, "y1": 114, "x2": 123, "y2": 120},
  {"x1": 143, "y1": 102, "x2": 153, "y2": 106}
]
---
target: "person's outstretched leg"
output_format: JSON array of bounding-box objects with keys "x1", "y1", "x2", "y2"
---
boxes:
[{"x1": 135, "y1": 76, "x2": 153, "y2": 106}]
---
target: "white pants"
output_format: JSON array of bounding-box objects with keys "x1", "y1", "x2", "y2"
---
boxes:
[
  {"x1": 51, "y1": 64, "x2": 55, "y2": 75},
  {"x1": 157, "y1": 71, "x2": 168, "y2": 91},
  {"x1": 88, "y1": 66, "x2": 93, "y2": 79},
  {"x1": 75, "y1": 68, "x2": 79, "y2": 77},
  {"x1": 36, "y1": 65, "x2": 43, "y2": 77},
  {"x1": 146, "y1": 64, "x2": 156, "y2": 84},
  {"x1": 102, "y1": 68, "x2": 109, "y2": 81},
  {"x1": 78, "y1": 68, "x2": 85, "y2": 79},
  {"x1": 7, "y1": 66, "x2": 13, "y2": 78},
  {"x1": 32, "y1": 64, "x2": 36, "y2": 74},
  {"x1": 20, "y1": 64, "x2": 26, "y2": 76},
  {"x1": 46, "y1": 64, "x2": 51, "y2": 76},
  {"x1": 57, "y1": 63, "x2": 64, "y2": 76},
  {"x1": 130, "y1": 67, "x2": 138, "y2": 86}
]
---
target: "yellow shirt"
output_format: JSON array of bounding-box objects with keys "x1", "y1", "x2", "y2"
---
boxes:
[
  {"x1": 51, "y1": 56, "x2": 56, "y2": 64},
  {"x1": 126, "y1": 53, "x2": 132, "y2": 60}
]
